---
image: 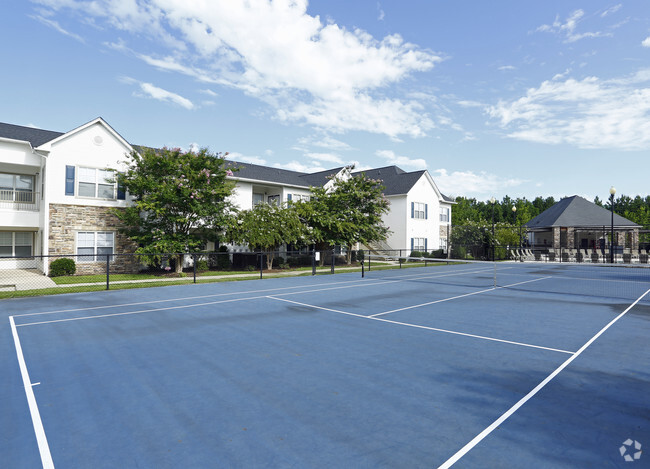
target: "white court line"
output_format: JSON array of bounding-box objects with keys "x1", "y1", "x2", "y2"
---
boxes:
[
  {"x1": 371, "y1": 316, "x2": 573, "y2": 354},
  {"x1": 12, "y1": 277, "x2": 382, "y2": 318},
  {"x1": 16, "y1": 279, "x2": 415, "y2": 327},
  {"x1": 266, "y1": 296, "x2": 573, "y2": 354},
  {"x1": 370, "y1": 276, "x2": 551, "y2": 318},
  {"x1": 437, "y1": 286, "x2": 650, "y2": 469},
  {"x1": 15, "y1": 266, "x2": 495, "y2": 326},
  {"x1": 267, "y1": 296, "x2": 368, "y2": 318},
  {"x1": 9, "y1": 316, "x2": 54, "y2": 469},
  {"x1": 15, "y1": 295, "x2": 269, "y2": 327}
]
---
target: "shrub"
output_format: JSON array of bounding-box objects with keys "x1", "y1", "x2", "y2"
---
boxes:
[
  {"x1": 50, "y1": 258, "x2": 76, "y2": 277},
  {"x1": 195, "y1": 259, "x2": 209, "y2": 272},
  {"x1": 409, "y1": 250, "x2": 422, "y2": 259},
  {"x1": 430, "y1": 249, "x2": 445, "y2": 259},
  {"x1": 208, "y1": 246, "x2": 231, "y2": 270}
]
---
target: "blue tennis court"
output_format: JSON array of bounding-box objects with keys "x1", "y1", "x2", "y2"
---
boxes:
[{"x1": 3, "y1": 261, "x2": 649, "y2": 468}]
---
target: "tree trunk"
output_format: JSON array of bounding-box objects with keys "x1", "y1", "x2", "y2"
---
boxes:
[
  {"x1": 346, "y1": 246, "x2": 353, "y2": 265},
  {"x1": 175, "y1": 254, "x2": 184, "y2": 273},
  {"x1": 266, "y1": 251, "x2": 274, "y2": 270}
]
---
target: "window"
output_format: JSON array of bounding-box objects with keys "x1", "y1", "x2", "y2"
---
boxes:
[
  {"x1": 411, "y1": 202, "x2": 427, "y2": 219},
  {"x1": 253, "y1": 193, "x2": 264, "y2": 206},
  {"x1": 440, "y1": 207, "x2": 450, "y2": 223},
  {"x1": 439, "y1": 238, "x2": 448, "y2": 251},
  {"x1": 411, "y1": 237, "x2": 426, "y2": 252},
  {"x1": 0, "y1": 232, "x2": 33, "y2": 257},
  {"x1": 77, "y1": 231, "x2": 115, "y2": 262},
  {"x1": 78, "y1": 167, "x2": 116, "y2": 199},
  {"x1": 292, "y1": 194, "x2": 309, "y2": 202},
  {"x1": 0, "y1": 173, "x2": 35, "y2": 203}
]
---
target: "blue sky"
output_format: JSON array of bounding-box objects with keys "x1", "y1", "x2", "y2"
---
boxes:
[{"x1": 2, "y1": 1, "x2": 650, "y2": 201}]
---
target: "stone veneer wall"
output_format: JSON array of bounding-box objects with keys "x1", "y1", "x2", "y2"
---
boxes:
[{"x1": 49, "y1": 204, "x2": 140, "y2": 275}]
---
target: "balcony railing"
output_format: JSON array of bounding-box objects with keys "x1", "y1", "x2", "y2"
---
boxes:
[{"x1": 0, "y1": 190, "x2": 40, "y2": 211}]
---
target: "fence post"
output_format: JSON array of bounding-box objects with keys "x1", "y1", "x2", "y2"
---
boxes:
[
  {"x1": 193, "y1": 253, "x2": 197, "y2": 284},
  {"x1": 312, "y1": 249, "x2": 316, "y2": 276},
  {"x1": 260, "y1": 253, "x2": 264, "y2": 279},
  {"x1": 106, "y1": 254, "x2": 110, "y2": 290},
  {"x1": 331, "y1": 249, "x2": 335, "y2": 274},
  {"x1": 361, "y1": 259, "x2": 365, "y2": 278}
]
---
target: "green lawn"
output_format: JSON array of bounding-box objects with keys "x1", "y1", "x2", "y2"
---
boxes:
[{"x1": 0, "y1": 261, "x2": 414, "y2": 300}]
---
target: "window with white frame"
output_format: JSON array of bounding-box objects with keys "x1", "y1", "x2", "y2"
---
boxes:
[
  {"x1": 292, "y1": 194, "x2": 309, "y2": 202},
  {"x1": 0, "y1": 232, "x2": 33, "y2": 257},
  {"x1": 439, "y1": 238, "x2": 448, "y2": 251},
  {"x1": 77, "y1": 231, "x2": 115, "y2": 262},
  {"x1": 0, "y1": 173, "x2": 35, "y2": 202},
  {"x1": 78, "y1": 167, "x2": 116, "y2": 199},
  {"x1": 440, "y1": 207, "x2": 450, "y2": 223},
  {"x1": 412, "y1": 237, "x2": 426, "y2": 251},
  {"x1": 412, "y1": 202, "x2": 426, "y2": 219},
  {"x1": 252, "y1": 193, "x2": 264, "y2": 206}
]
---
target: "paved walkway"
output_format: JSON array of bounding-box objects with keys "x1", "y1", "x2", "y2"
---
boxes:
[{"x1": 0, "y1": 269, "x2": 57, "y2": 291}]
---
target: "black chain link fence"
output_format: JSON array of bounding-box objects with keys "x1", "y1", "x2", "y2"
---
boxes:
[{"x1": 0, "y1": 249, "x2": 366, "y2": 299}]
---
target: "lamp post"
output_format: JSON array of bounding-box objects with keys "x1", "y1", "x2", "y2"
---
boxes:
[
  {"x1": 512, "y1": 205, "x2": 519, "y2": 249},
  {"x1": 490, "y1": 197, "x2": 496, "y2": 261},
  {"x1": 609, "y1": 186, "x2": 616, "y2": 264}
]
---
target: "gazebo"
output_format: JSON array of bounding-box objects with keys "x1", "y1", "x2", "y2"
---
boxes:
[{"x1": 525, "y1": 195, "x2": 640, "y2": 251}]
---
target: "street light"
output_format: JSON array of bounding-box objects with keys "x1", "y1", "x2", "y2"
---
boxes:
[
  {"x1": 512, "y1": 205, "x2": 519, "y2": 249},
  {"x1": 490, "y1": 197, "x2": 496, "y2": 261},
  {"x1": 609, "y1": 186, "x2": 616, "y2": 264}
]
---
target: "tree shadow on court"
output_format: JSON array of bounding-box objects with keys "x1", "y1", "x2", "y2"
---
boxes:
[{"x1": 437, "y1": 363, "x2": 649, "y2": 468}]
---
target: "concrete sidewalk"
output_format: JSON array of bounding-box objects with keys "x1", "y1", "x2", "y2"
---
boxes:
[{"x1": 0, "y1": 269, "x2": 57, "y2": 291}]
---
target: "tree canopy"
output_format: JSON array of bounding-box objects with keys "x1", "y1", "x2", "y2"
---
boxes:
[
  {"x1": 114, "y1": 147, "x2": 235, "y2": 271},
  {"x1": 227, "y1": 202, "x2": 311, "y2": 270},
  {"x1": 298, "y1": 169, "x2": 391, "y2": 264}
]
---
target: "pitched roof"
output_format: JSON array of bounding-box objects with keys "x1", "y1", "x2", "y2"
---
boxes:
[
  {"x1": 0, "y1": 122, "x2": 63, "y2": 147},
  {"x1": 353, "y1": 166, "x2": 425, "y2": 196},
  {"x1": 0, "y1": 120, "x2": 450, "y2": 199},
  {"x1": 525, "y1": 195, "x2": 639, "y2": 229}
]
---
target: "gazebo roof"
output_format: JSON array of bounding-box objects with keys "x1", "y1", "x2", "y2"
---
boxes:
[{"x1": 525, "y1": 195, "x2": 639, "y2": 229}]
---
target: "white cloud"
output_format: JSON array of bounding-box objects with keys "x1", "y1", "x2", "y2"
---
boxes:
[
  {"x1": 457, "y1": 100, "x2": 483, "y2": 108},
  {"x1": 376, "y1": 150, "x2": 427, "y2": 169},
  {"x1": 30, "y1": 15, "x2": 85, "y2": 42},
  {"x1": 274, "y1": 161, "x2": 326, "y2": 173},
  {"x1": 126, "y1": 79, "x2": 194, "y2": 110},
  {"x1": 432, "y1": 169, "x2": 525, "y2": 198},
  {"x1": 227, "y1": 152, "x2": 267, "y2": 166},
  {"x1": 643, "y1": 37, "x2": 650, "y2": 48},
  {"x1": 536, "y1": 9, "x2": 611, "y2": 43},
  {"x1": 297, "y1": 135, "x2": 352, "y2": 151},
  {"x1": 600, "y1": 4, "x2": 622, "y2": 17},
  {"x1": 498, "y1": 65, "x2": 516, "y2": 71},
  {"x1": 486, "y1": 69, "x2": 650, "y2": 150},
  {"x1": 305, "y1": 153, "x2": 344, "y2": 165},
  {"x1": 40, "y1": 0, "x2": 441, "y2": 138}
]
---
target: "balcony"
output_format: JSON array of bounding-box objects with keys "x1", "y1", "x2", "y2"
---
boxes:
[{"x1": 0, "y1": 190, "x2": 40, "y2": 211}]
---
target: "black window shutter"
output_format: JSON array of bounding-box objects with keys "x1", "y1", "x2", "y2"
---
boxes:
[
  {"x1": 65, "y1": 166, "x2": 75, "y2": 196},
  {"x1": 117, "y1": 179, "x2": 126, "y2": 200}
]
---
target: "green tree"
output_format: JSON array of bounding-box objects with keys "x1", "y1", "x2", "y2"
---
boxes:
[
  {"x1": 114, "y1": 147, "x2": 235, "y2": 272},
  {"x1": 227, "y1": 202, "x2": 311, "y2": 270},
  {"x1": 300, "y1": 169, "x2": 390, "y2": 264}
]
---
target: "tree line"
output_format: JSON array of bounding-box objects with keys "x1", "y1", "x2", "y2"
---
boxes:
[{"x1": 452, "y1": 195, "x2": 650, "y2": 227}]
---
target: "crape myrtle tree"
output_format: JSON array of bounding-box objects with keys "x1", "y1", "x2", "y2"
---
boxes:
[
  {"x1": 227, "y1": 202, "x2": 311, "y2": 270},
  {"x1": 114, "y1": 147, "x2": 236, "y2": 273},
  {"x1": 298, "y1": 168, "x2": 391, "y2": 265}
]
